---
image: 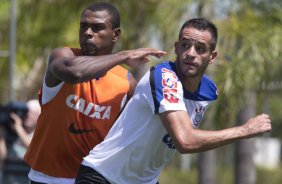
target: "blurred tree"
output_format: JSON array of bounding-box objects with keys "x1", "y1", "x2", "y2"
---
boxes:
[
  {"x1": 0, "y1": 1, "x2": 281, "y2": 183},
  {"x1": 117, "y1": 0, "x2": 188, "y2": 80},
  {"x1": 214, "y1": 0, "x2": 282, "y2": 183},
  {"x1": 193, "y1": 1, "x2": 218, "y2": 184},
  {"x1": 0, "y1": 0, "x2": 12, "y2": 103},
  {"x1": 0, "y1": 0, "x2": 189, "y2": 102}
]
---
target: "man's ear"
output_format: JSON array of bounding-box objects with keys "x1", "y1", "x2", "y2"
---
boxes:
[
  {"x1": 209, "y1": 50, "x2": 217, "y2": 64},
  {"x1": 113, "y1": 28, "x2": 121, "y2": 42}
]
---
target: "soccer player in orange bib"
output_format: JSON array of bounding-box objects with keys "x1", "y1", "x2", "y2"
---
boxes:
[{"x1": 24, "y1": 2, "x2": 166, "y2": 184}]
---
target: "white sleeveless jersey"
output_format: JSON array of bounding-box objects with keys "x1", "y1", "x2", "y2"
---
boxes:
[{"x1": 82, "y1": 61, "x2": 218, "y2": 184}]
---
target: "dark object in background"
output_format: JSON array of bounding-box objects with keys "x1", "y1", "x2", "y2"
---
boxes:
[
  {"x1": 0, "y1": 102, "x2": 29, "y2": 142},
  {"x1": 0, "y1": 102, "x2": 32, "y2": 184},
  {"x1": 0, "y1": 101, "x2": 28, "y2": 126}
]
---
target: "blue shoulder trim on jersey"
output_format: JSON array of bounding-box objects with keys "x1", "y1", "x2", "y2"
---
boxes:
[
  {"x1": 149, "y1": 68, "x2": 159, "y2": 113},
  {"x1": 183, "y1": 75, "x2": 218, "y2": 101},
  {"x1": 150, "y1": 61, "x2": 176, "y2": 114},
  {"x1": 150, "y1": 61, "x2": 218, "y2": 110}
]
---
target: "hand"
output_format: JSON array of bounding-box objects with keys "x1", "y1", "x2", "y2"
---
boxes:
[
  {"x1": 242, "y1": 113, "x2": 271, "y2": 138},
  {"x1": 123, "y1": 48, "x2": 167, "y2": 68},
  {"x1": 9, "y1": 112, "x2": 31, "y2": 147},
  {"x1": 9, "y1": 112, "x2": 24, "y2": 133}
]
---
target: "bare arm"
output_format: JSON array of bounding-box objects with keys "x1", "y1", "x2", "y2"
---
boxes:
[
  {"x1": 0, "y1": 127, "x2": 7, "y2": 161},
  {"x1": 10, "y1": 113, "x2": 31, "y2": 148},
  {"x1": 160, "y1": 110, "x2": 271, "y2": 154},
  {"x1": 46, "y1": 47, "x2": 166, "y2": 87}
]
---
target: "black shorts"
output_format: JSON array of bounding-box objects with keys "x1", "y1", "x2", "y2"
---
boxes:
[
  {"x1": 75, "y1": 165, "x2": 111, "y2": 184},
  {"x1": 75, "y1": 164, "x2": 159, "y2": 184},
  {"x1": 29, "y1": 180, "x2": 47, "y2": 184}
]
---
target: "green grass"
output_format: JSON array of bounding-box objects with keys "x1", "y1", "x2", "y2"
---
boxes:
[
  {"x1": 158, "y1": 164, "x2": 282, "y2": 184},
  {"x1": 256, "y1": 165, "x2": 282, "y2": 184},
  {"x1": 159, "y1": 166, "x2": 197, "y2": 184}
]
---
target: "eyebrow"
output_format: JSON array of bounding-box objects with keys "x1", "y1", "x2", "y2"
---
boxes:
[
  {"x1": 80, "y1": 22, "x2": 105, "y2": 25},
  {"x1": 181, "y1": 38, "x2": 207, "y2": 46}
]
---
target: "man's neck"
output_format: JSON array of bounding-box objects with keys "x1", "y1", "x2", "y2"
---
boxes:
[
  {"x1": 175, "y1": 64, "x2": 202, "y2": 93},
  {"x1": 181, "y1": 77, "x2": 202, "y2": 93}
]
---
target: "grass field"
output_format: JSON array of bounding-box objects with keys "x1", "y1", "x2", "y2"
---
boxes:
[{"x1": 158, "y1": 164, "x2": 282, "y2": 184}]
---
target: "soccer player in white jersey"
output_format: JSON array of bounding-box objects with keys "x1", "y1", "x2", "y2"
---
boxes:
[{"x1": 75, "y1": 18, "x2": 271, "y2": 184}]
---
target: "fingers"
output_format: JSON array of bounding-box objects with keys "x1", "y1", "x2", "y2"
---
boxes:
[
  {"x1": 258, "y1": 113, "x2": 271, "y2": 123},
  {"x1": 142, "y1": 57, "x2": 150, "y2": 63},
  {"x1": 259, "y1": 113, "x2": 269, "y2": 118},
  {"x1": 136, "y1": 48, "x2": 166, "y2": 58},
  {"x1": 9, "y1": 113, "x2": 22, "y2": 125},
  {"x1": 151, "y1": 51, "x2": 167, "y2": 58},
  {"x1": 125, "y1": 48, "x2": 167, "y2": 68},
  {"x1": 244, "y1": 113, "x2": 272, "y2": 136},
  {"x1": 141, "y1": 50, "x2": 166, "y2": 63},
  {"x1": 256, "y1": 113, "x2": 272, "y2": 132},
  {"x1": 10, "y1": 112, "x2": 20, "y2": 121},
  {"x1": 149, "y1": 50, "x2": 167, "y2": 58}
]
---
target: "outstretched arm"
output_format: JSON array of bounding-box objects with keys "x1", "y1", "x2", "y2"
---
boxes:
[
  {"x1": 10, "y1": 113, "x2": 31, "y2": 148},
  {"x1": 46, "y1": 47, "x2": 166, "y2": 87},
  {"x1": 160, "y1": 110, "x2": 271, "y2": 154},
  {"x1": 0, "y1": 127, "x2": 7, "y2": 161}
]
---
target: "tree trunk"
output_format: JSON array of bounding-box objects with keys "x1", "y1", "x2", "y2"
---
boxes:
[
  {"x1": 19, "y1": 49, "x2": 49, "y2": 101},
  {"x1": 235, "y1": 91, "x2": 256, "y2": 184},
  {"x1": 196, "y1": 1, "x2": 217, "y2": 183},
  {"x1": 198, "y1": 149, "x2": 217, "y2": 184},
  {"x1": 130, "y1": 1, "x2": 149, "y2": 81}
]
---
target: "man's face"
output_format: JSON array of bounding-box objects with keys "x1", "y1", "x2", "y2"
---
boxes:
[
  {"x1": 175, "y1": 27, "x2": 217, "y2": 78},
  {"x1": 79, "y1": 10, "x2": 120, "y2": 56}
]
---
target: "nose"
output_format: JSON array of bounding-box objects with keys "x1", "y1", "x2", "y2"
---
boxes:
[
  {"x1": 186, "y1": 46, "x2": 196, "y2": 56},
  {"x1": 85, "y1": 27, "x2": 94, "y2": 38}
]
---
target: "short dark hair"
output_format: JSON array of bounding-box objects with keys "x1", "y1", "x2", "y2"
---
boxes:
[
  {"x1": 179, "y1": 18, "x2": 218, "y2": 51},
  {"x1": 82, "y1": 2, "x2": 120, "y2": 29}
]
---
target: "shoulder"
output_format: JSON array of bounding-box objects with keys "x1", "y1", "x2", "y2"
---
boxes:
[
  {"x1": 150, "y1": 61, "x2": 177, "y2": 79},
  {"x1": 109, "y1": 65, "x2": 130, "y2": 79},
  {"x1": 148, "y1": 61, "x2": 180, "y2": 98},
  {"x1": 49, "y1": 47, "x2": 78, "y2": 60},
  {"x1": 200, "y1": 75, "x2": 218, "y2": 100},
  {"x1": 149, "y1": 61, "x2": 178, "y2": 86},
  {"x1": 150, "y1": 61, "x2": 175, "y2": 73},
  {"x1": 68, "y1": 48, "x2": 82, "y2": 56}
]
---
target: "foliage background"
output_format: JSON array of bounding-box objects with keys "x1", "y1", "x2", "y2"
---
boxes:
[{"x1": 0, "y1": 0, "x2": 281, "y2": 183}]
